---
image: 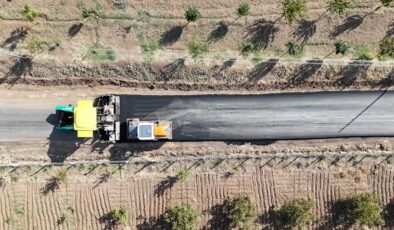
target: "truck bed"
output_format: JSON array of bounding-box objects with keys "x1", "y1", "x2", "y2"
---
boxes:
[{"x1": 118, "y1": 92, "x2": 394, "y2": 142}]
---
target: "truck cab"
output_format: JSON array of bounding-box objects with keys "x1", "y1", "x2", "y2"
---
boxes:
[{"x1": 127, "y1": 119, "x2": 172, "y2": 141}]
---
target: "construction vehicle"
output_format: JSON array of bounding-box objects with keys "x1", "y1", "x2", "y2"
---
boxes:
[{"x1": 55, "y1": 94, "x2": 172, "y2": 143}]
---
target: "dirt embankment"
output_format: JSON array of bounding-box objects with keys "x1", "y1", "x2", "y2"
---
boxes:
[{"x1": 1, "y1": 57, "x2": 393, "y2": 92}]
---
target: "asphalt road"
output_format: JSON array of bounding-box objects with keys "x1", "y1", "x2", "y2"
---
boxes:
[
  {"x1": 1, "y1": 91, "x2": 394, "y2": 141},
  {"x1": 118, "y1": 91, "x2": 394, "y2": 141}
]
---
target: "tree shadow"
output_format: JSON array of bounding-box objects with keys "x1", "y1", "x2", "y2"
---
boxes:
[
  {"x1": 207, "y1": 21, "x2": 228, "y2": 43},
  {"x1": 136, "y1": 215, "x2": 167, "y2": 230},
  {"x1": 245, "y1": 19, "x2": 279, "y2": 50},
  {"x1": 288, "y1": 59, "x2": 323, "y2": 85},
  {"x1": 0, "y1": 57, "x2": 32, "y2": 86},
  {"x1": 336, "y1": 61, "x2": 371, "y2": 87},
  {"x1": 93, "y1": 173, "x2": 111, "y2": 189},
  {"x1": 293, "y1": 20, "x2": 316, "y2": 46},
  {"x1": 220, "y1": 58, "x2": 236, "y2": 70},
  {"x1": 159, "y1": 58, "x2": 186, "y2": 81},
  {"x1": 68, "y1": 23, "x2": 83, "y2": 38},
  {"x1": 40, "y1": 176, "x2": 60, "y2": 196},
  {"x1": 384, "y1": 199, "x2": 394, "y2": 228},
  {"x1": 259, "y1": 206, "x2": 276, "y2": 229},
  {"x1": 330, "y1": 199, "x2": 354, "y2": 229},
  {"x1": 99, "y1": 212, "x2": 122, "y2": 230},
  {"x1": 375, "y1": 68, "x2": 394, "y2": 88},
  {"x1": 159, "y1": 25, "x2": 184, "y2": 47},
  {"x1": 1, "y1": 27, "x2": 29, "y2": 51},
  {"x1": 154, "y1": 176, "x2": 177, "y2": 197},
  {"x1": 207, "y1": 202, "x2": 232, "y2": 230},
  {"x1": 246, "y1": 58, "x2": 279, "y2": 84},
  {"x1": 330, "y1": 15, "x2": 364, "y2": 38},
  {"x1": 386, "y1": 22, "x2": 394, "y2": 38}
]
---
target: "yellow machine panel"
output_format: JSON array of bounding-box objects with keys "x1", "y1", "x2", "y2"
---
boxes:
[
  {"x1": 74, "y1": 99, "x2": 97, "y2": 138},
  {"x1": 154, "y1": 125, "x2": 168, "y2": 137}
]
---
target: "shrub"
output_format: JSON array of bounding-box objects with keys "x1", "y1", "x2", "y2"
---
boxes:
[
  {"x1": 354, "y1": 45, "x2": 374, "y2": 60},
  {"x1": 241, "y1": 42, "x2": 257, "y2": 56},
  {"x1": 21, "y1": 4, "x2": 38, "y2": 21},
  {"x1": 381, "y1": 0, "x2": 393, "y2": 7},
  {"x1": 277, "y1": 198, "x2": 314, "y2": 228},
  {"x1": 379, "y1": 37, "x2": 394, "y2": 58},
  {"x1": 185, "y1": 6, "x2": 200, "y2": 22},
  {"x1": 187, "y1": 41, "x2": 208, "y2": 58},
  {"x1": 286, "y1": 41, "x2": 303, "y2": 56},
  {"x1": 237, "y1": 2, "x2": 250, "y2": 17},
  {"x1": 282, "y1": 0, "x2": 307, "y2": 24},
  {"x1": 176, "y1": 169, "x2": 190, "y2": 182},
  {"x1": 56, "y1": 169, "x2": 68, "y2": 183},
  {"x1": 335, "y1": 40, "x2": 350, "y2": 55},
  {"x1": 86, "y1": 43, "x2": 117, "y2": 61},
  {"x1": 227, "y1": 195, "x2": 256, "y2": 229},
  {"x1": 327, "y1": 0, "x2": 352, "y2": 16},
  {"x1": 163, "y1": 203, "x2": 198, "y2": 230},
  {"x1": 337, "y1": 193, "x2": 384, "y2": 226},
  {"x1": 108, "y1": 208, "x2": 128, "y2": 226},
  {"x1": 26, "y1": 37, "x2": 45, "y2": 53}
]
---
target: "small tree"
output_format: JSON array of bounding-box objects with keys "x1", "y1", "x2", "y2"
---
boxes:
[
  {"x1": 56, "y1": 169, "x2": 68, "y2": 183},
  {"x1": 107, "y1": 208, "x2": 128, "y2": 226},
  {"x1": 379, "y1": 37, "x2": 394, "y2": 58},
  {"x1": 237, "y1": 2, "x2": 250, "y2": 17},
  {"x1": 282, "y1": 0, "x2": 307, "y2": 24},
  {"x1": 277, "y1": 198, "x2": 314, "y2": 229},
  {"x1": 21, "y1": 4, "x2": 38, "y2": 21},
  {"x1": 327, "y1": 0, "x2": 352, "y2": 16},
  {"x1": 337, "y1": 193, "x2": 384, "y2": 226},
  {"x1": 163, "y1": 203, "x2": 198, "y2": 230},
  {"x1": 380, "y1": 0, "x2": 393, "y2": 7},
  {"x1": 286, "y1": 41, "x2": 302, "y2": 56},
  {"x1": 185, "y1": 6, "x2": 201, "y2": 23},
  {"x1": 176, "y1": 169, "x2": 191, "y2": 182},
  {"x1": 335, "y1": 40, "x2": 350, "y2": 55},
  {"x1": 227, "y1": 195, "x2": 256, "y2": 229},
  {"x1": 188, "y1": 41, "x2": 209, "y2": 58}
]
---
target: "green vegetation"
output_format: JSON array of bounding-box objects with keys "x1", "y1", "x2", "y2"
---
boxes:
[
  {"x1": 380, "y1": 0, "x2": 393, "y2": 7},
  {"x1": 185, "y1": 6, "x2": 201, "y2": 23},
  {"x1": 107, "y1": 207, "x2": 128, "y2": 226},
  {"x1": 241, "y1": 42, "x2": 258, "y2": 56},
  {"x1": 187, "y1": 41, "x2": 209, "y2": 58},
  {"x1": 286, "y1": 41, "x2": 303, "y2": 56},
  {"x1": 86, "y1": 43, "x2": 117, "y2": 61},
  {"x1": 282, "y1": 0, "x2": 307, "y2": 24},
  {"x1": 327, "y1": 0, "x2": 352, "y2": 16},
  {"x1": 26, "y1": 37, "x2": 45, "y2": 53},
  {"x1": 354, "y1": 45, "x2": 374, "y2": 60},
  {"x1": 335, "y1": 40, "x2": 350, "y2": 55},
  {"x1": 163, "y1": 203, "x2": 198, "y2": 230},
  {"x1": 176, "y1": 169, "x2": 191, "y2": 182},
  {"x1": 277, "y1": 198, "x2": 314, "y2": 229},
  {"x1": 237, "y1": 2, "x2": 250, "y2": 17},
  {"x1": 337, "y1": 193, "x2": 384, "y2": 226},
  {"x1": 21, "y1": 4, "x2": 38, "y2": 21},
  {"x1": 140, "y1": 38, "x2": 159, "y2": 62},
  {"x1": 227, "y1": 195, "x2": 257, "y2": 229},
  {"x1": 379, "y1": 37, "x2": 394, "y2": 59},
  {"x1": 10, "y1": 175, "x2": 19, "y2": 183},
  {"x1": 56, "y1": 169, "x2": 68, "y2": 183}
]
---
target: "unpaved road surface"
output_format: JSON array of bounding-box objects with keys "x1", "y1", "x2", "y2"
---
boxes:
[{"x1": 1, "y1": 88, "x2": 394, "y2": 141}]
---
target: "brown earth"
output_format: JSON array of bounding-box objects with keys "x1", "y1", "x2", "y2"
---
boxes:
[
  {"x1": 0, "y1": 0, "x2": 393, "y2": 92},
  {"x1": 0, "y1": 156, "x2": 393, "y2": 229}
]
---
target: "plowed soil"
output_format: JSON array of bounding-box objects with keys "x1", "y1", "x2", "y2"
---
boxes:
[{"x1": 0, "y1": 157, "x2": 393, "y2": 229}]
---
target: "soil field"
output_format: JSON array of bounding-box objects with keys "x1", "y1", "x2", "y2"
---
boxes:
[
  {"x1": 0, "y1": 0, "x2": 393, "y2": 91},
  {"x1": 0, "y1": 157, "x2": 393, "y2": 229}
]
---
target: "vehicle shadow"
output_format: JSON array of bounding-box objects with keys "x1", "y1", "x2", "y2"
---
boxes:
[{"x1": 46, "y1": 112, "x2": 165, "y2": 162}]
